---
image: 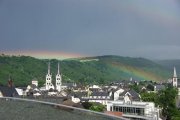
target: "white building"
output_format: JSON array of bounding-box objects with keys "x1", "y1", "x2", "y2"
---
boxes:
[
  {"x1": 45, "y1": 62, "x2": 62, "y2": 92},
  {"x1": 45, "y1": 62, "x2": 54, "y2": 90},
  {"x1": 32, "y1": 80, "x2": 38, "y2": 87},
  {"x1": 107, "y1": 100, "x2": 160, "y2": 120},
  {"x1": 171, "y1": 67, "x2": 180, "y2": 96},
  {"x1": 56, "y1": 62, "x2": 62, "y2": 92},
  {"x1": 15, "y1": 88, "x2": 24, "y2": 96},
  {"x1": 113, "y1": 88, "x2": 124, "y2": 101},
  {"x1": 172, "y1": 67, "x2": 178, "y2": 87}
]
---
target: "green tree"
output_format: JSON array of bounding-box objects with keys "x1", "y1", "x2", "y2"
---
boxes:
[
  {"x1": 89, "y1": 103, "x2": 105, "y2": 112},
  {"x1": 140, "y1": 92, "x2": 158, "y2": 106},
  {"x1": 146, "y1": 84, "x2": 154, "y2": 91},
  {"x1": 157, "y1": 86, "x2": 178, "y2": 120}
]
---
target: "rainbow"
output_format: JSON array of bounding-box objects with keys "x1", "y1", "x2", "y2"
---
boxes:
[
  {"x1": 125, "y1": 1, "x2": 180, "y2": 28},
  {"x1": 0, "y1": 50, "x2": 84, "y2": 60},
  {"x1": 109, "y1": 62, "x2": 164, "y2": 81}
]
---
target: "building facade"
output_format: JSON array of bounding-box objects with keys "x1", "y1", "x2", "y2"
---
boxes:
[
  {"x1": 107, "y1": 100, "x2": 159, "y2": 120},
  {"x1": 45, "y1": 62, "x2": 62, "y2": 91},
  {"x1": 56, "y1": 62, "x2": 62, "y2": 92},
  {"x1": 45, "y1": 62, "x2": 54, "y2": 90},
  {"x1": 172, "y1": 67, "x2": 178, "y2": 87}
]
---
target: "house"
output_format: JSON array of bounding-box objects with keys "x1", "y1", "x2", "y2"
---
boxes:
[
  {"x1": 15, "y1": 87, "x2": 25, "y2": 96},
  {"x1": 154, "y1": 84, "x2": 165, "y2": 92},
  {"x1": 71, "y1": 91, "x2": 112, "y2": 105},
  {"x1": 0, "y1": 77, "x2": 19, "y2": 97},
  {"x1": 118, "y1": 89, "x2": 141, "y2": 101},
  {"x1": 113, "y1": 87, "x2": 125, "y2": 101},
  {"x1": 0, "y1": 86, "x2": 19, "y2": 97},
  {"x1": 71, "y1": 91, "x2": 88, "y2": 103},
  {"x1": 61, "y1": 83, "x2": 76, "y2": 90},
  {"x1": 26, "y1": 84, "x2": 41, "y2": 97}
]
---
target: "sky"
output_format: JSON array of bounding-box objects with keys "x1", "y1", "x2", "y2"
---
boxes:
[{"x1": 0, "y1": 0, "x2": 180, "y2": 60}]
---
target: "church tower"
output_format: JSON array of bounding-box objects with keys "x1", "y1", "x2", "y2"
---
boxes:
[
  {"x1": 56, "y1": 62, "x2": 62, "y2": 92},
  {"x1": 46, "y1": 62, "x2": 54, "y2": 90},
  {"x1": 172, "y1": 67, "x2": 178, "y2": 87}
]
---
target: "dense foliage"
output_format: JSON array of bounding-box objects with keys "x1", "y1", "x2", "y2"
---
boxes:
[
  {"x1": 0, "y1": 55, "x2": 170, "y2": 86},
  {"x1": 82, "y1": 102, "x2": 105, "y2": 112},
  {"x1": 141, "y1": 86, "x2": 180, "y2": 120},
  {"x1": 157, "y1": 86, "x2": 179, "y2": 120}
]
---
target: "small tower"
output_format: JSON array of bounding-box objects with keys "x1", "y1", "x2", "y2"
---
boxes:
[
  {"x1": 56, "y1": 62, "x2": 62, "y2": 92},
  {"x1": 8, "y1": 75, "x2": 13, "y2": 88},
  {"x1": 46, "y1": 62, "x2": 54, "y2": 90},
  {"x1": 172, "y1": 67, "x2": 178, "y2": 87}
]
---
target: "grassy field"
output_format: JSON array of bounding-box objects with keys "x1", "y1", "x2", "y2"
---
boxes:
[{"x1": 0, "y1": 99, "x2": 122, "y2": 120}]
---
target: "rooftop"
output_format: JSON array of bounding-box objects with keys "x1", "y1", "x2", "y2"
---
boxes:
[{"x1": 0, "y1": 97, "x2": 126, "y2": 120}]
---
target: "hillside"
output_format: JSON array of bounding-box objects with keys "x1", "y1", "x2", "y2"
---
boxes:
[
  {"x1": 0, "y1": 55, "x2": 171, "y2": 87},
  {"x1": 155, "y1": 60, "x2": 180, "y2": 72}
]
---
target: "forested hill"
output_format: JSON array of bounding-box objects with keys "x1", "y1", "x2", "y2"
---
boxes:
[
  {"x1": 0, "y1": 55, "x2": 171, "y2": 87},
  {"x1": 155, "y1": 59, "x2": 180, "y2": 72}
]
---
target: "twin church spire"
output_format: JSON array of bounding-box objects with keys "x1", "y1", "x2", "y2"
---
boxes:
[{"x1": 46, "y1": 62, "x2": 62, "y2": 92}]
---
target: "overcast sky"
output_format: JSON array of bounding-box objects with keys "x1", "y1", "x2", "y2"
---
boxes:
[{"x1": 0, "y1": 0, "x2": 180, "y2": 59}]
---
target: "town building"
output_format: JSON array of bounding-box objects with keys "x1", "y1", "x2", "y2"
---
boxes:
[
  {"x1": 45, "y1": 62, "x2": 62, "y2": 92},
  {"x1": 107, "y1": 95, "x2": 160, "y2": 120},
  {"x1": 171, "y1": 67, "x2": 180, "y2": 96},
  {"x1": 0, "y1": 78, "x2": 19, "y2": 97},
  {"x1": 172, "y1": 67, "x2": 178, "y2": 87},
  {"x1": 107, "y1": 101, "x2": 160, "y2": 120},
  {"x1": 45, "y1": 62, "x2": 54, "y2": 90},
  {"x1": 56, "y1": 62, "x2": 62, "y2": 92}
]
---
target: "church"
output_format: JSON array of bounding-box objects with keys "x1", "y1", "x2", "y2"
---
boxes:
[
  {"x1": 172, "y1": 67, "x2": 179, "y2": 87},
  {"x1": 171, "y1": 67, "x2": 180, "y2": 96},
  {"x1": 45, "y1": 62, "x2": 62, "y2": 92}
]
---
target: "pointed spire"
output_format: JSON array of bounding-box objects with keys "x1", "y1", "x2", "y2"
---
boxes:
[
  {"x1": 57, "y1": 62, "x2": 60, "y2": 74},
  {"x1": 8, "y1": 75, "x2": 13, "y2": 87},
  {"x1": 48, "y1": 62, "x2": 50, "y2": 74},
  {"x1": 173, "y1": 67, "x2": 177, "y2": 78}
]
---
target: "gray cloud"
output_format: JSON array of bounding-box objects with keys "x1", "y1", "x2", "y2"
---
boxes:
[{"x1": 0, "y1": 0, "x2": 180, "y2": 59}]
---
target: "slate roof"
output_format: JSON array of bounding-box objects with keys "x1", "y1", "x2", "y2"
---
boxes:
[
  {"x1": 0, "y1": 86, "x2": 19, "y2": 97},
  {"x1": 62, "y1": 83, "x2": 75, "y2": 88},
  {"x1": 81, "y1": 97, "x2": 111, "y2": 101},
  {"x1": 119, "y1": 89, "x2": 140, "y2": 101},
  {"x1": 89, "y1": 88, "x2": 100, "y2": 92},
  {"x1": 91, "y1": 92, "x2": 109, "y2": 97},
  {"x1": 72, "y1": 92, "x2": 88, "y2": 98},
  {"x1": 154, "y1": 84, "x2": 165, "y2": 91}
]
